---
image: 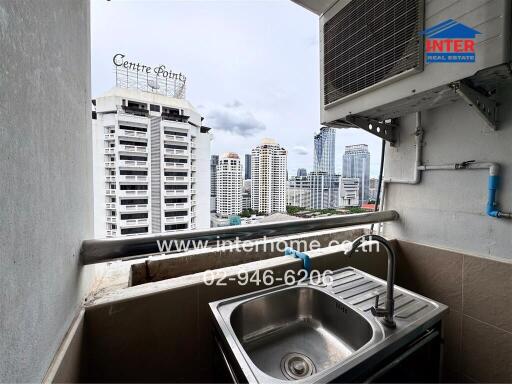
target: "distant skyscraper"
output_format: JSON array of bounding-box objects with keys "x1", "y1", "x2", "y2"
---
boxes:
[
  {"x1": 297, "y1": 168, "x2": 307, "y2": 177},
  {"x1": 216, "y1": 153, "x2": 242, "y2": 217},
  {"x1": 251, "y1": 138, "x2": 287, "y2": 214},
  {"x1": 342, "y1": 144, "x2": 370, "y2": 204},
  {"x1": 244, "y1": 154, "x2": 251, "y2": 180},
  {"x1": 313, "y1": 127, "x2": 336, "y2": 175},
  {"x1": 210, "y1": 155, "x2": 219, "y2": 212}
]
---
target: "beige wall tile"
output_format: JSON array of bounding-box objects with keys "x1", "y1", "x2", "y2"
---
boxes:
[
  {"x1": 461, "y1": 315, "x2": 512, "y2": 383},
  {"x1": 463, "y1": 255, "x2": 512, "y2": 333},
  {"x1": 394, "y1": 240, "x2": 463, "y2": 311}
]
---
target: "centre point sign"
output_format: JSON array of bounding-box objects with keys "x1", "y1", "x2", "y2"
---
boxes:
[{"x1": 113, "y1": 53, "x2": 186, "y2": 82}]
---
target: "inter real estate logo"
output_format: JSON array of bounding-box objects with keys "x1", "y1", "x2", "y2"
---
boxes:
[{"x1": 420, "y1": 19, "x2": 481, "y2": 63}]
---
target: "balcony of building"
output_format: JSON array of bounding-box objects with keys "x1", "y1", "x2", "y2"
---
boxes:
[
  {"x1": 118, "y1": 128, "x2": 148, "y2": 140},
  {"x1": 164, "y1": 189, "x2": 189, "y2": 197},
  {"x1": 122, "y1": 105, "x2": 149, "y2": 117},
  {"x1": 164, "y1": 148, "x2": 188, "y2": 156},
  {"x1": 118, "y1": 159, "x2": 148, "y2": 168},
  {"x1": 163, "y1": 134, "x2": 188, "y2": 143},
  {"x1": 164, "y1": 161, "x2": 189, "y2": 170},
  {"x1": 119, "y1": 218, "x2": 149, "y2": 227},
  {"x1": 118, "y1": 190, "x2": 149, "y2": 198},
  {"x1": 164, "y1": 202, "x2": 190, "y2": 210},
  {"x1": 118, "y1": 175, "x2": 148, "y2": 183},
  {"x1": 119, "y1": 204, "x2": 148, "y2": 213},
  {"x1": 118, "y1": 144, "x2": 148, "y2": 154}
]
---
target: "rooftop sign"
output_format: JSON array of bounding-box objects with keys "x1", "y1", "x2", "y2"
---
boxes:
[{"x1": 112, "y1": 53, "x2": 187, "y2": 99}]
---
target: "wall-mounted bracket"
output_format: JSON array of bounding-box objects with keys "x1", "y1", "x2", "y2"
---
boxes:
[
  {"x1": 451, "y1": 81, "x2": 498, "y2": 130},
  {"x1": 343, "y1": 115, "x2": 397, "y2": 146}
]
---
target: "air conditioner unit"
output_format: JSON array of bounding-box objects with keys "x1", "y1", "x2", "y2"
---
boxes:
[{"x1": 320, "y1": 0, "x2": 511, "y2": 132}]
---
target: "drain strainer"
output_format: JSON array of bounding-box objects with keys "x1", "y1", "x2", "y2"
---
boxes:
[{"x1": 280, "y1": 352, "x2": 316, "y2": 380}]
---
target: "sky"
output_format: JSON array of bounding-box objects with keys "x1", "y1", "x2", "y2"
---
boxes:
[{"x1": 91, "y1": 0, "x2": 382, "y2": 177}]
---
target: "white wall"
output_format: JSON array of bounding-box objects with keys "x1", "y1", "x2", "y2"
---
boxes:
[
  {"x1": 0, "y1": 0, "x2": 94, "y2": 381},
  {"x1": 383, "y1": 84, "x2": 512, "y2": 259}
]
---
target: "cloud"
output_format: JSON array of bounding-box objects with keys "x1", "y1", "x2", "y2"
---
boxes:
[
  {"x1": 203, "y1": 100, "x2": 265, "y2": 137},
  {"x1": 293, "y1": 145, "x2": 309, "y2": 155}
]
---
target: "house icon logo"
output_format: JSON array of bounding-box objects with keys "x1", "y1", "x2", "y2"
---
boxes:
[{"x1": 420, "y1": 19, "x2": 481, "y2": 63}]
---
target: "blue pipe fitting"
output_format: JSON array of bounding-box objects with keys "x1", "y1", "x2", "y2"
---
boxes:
[
  {"x1": 285, "y1": 247, "x2": 311, "y2": 277},
  {"x1": 486, "y1": 175, "x2": 500, "y2": 218}
]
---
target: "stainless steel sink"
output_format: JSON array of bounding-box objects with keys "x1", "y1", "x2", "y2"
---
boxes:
[
  {"x1": 230, "y1": 286, "x2": 375, "y2": 380},
  {"x1": 210, "y1": 267, "x2": 448, "y2": 383}
]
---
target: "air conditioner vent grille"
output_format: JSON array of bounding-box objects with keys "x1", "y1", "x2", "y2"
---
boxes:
[{"x1": 323, "y1": 0, "x2": 423, "y2": 105}]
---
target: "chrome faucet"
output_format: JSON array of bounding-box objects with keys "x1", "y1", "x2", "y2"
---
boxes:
[{"x1": 345, "y1": 234, "x2": 396, "y2": 328}]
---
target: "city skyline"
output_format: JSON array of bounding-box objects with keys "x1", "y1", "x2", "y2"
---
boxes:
[{"x1": 90, "y1": 0, "x2": 383, "y2": 178}]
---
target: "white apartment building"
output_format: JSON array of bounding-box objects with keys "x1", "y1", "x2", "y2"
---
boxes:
[
  {"x1": 216, "y1": 152, "x2": 242, "y2": 217},
  {"x1": 340, "y1": 178, "x2": 360, "y2": 207},
  {"x1": 251, "y1": 138, "x2": 287, "y2": 214},
  {"x1": 287, "y1": 176, "x2": 311, "y2": 208},
  {"x1": 92, "y1": 87, "x2": 211, "y2": 238}
]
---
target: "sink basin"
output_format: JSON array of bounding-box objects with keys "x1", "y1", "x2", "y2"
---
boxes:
[
  {"x1": 230, "y1": 286, "x2": 374, "y2": 380},
  {"x1": 210, "y1": 268, "x2": 447, "y2": 383}
]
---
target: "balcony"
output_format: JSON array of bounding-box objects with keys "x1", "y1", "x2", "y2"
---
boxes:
[
  {"x1": 165, "y1": 190, "x2": 188, "y2": 197},
  {"x1": 104, "y1": 161, "x2": 116, "y2": 168},
  {"x1": 164, "y1": 216, "x2": 188, "y2": 224},
  {"x1": 118, "y1": 175, "x2": 148, "y2": 183},
  {"x1": 122, "y1": 106, "x2": 149, "y2": 117},
  {"x1": 118, "y1": 190, "x2": 148, "y2": 198},
  {"x1": 105, "y1": 202, "x2": 116, "y2": 209},
  {"x1": 164, "y1": 148, "x2": 188, "y2": 156},
  {"x1": 119, "y1": 144, "x2": 147, "y2": 154},
  {"x1": 119, "y1": 204, "x2": 148, "y2": 212},
  {"x1": 105, "y1": 175, "x2": 116, "y2": 182},
  {"x1": 164, "y1": 162, "x2": 188, "y2": 170},
  {"x1": 120, "y1": 218, "x2": 149, "y2": 227},
  {"x1": 104, "y1": 147, "x2": 115, "y2": 155},
  {"x1": 164, "y1": 134, "x2": 187, "y2": 142},
  {"x1": 164, "y1": 176, "x2": 188, "y2": 183},
  {"x1": 104, "y1": 133, "x2": 115, "y2": 140},
  {"x1": 118, "y1": 160, "x2": 147, "y2": 168},
  {"x1": 118, "y1": 129, "x2": 148, "y2": 139},
  {"x1": 164, "y1": 202, "x2": 189, "y2": 210},
  {"x1": 105, "y1": 229, "x2": 117, "y2": 237},
  {"x1": 161, "y1": 113, "x2": 189, "y2": 123},
  {"x1": 105, "y1": 189, "x2": 116, "y2": 196},
  {"x1": 106, "y1": 217, "x2": 116, "y2": 224}
]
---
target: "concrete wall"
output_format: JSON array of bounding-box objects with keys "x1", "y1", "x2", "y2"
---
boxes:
[
  {"x1": 383, "y1": 84, "x2": 512, "y2": 260},
  {"x1": 0, "y1": 0, "x2": 93, "y2": 381}
]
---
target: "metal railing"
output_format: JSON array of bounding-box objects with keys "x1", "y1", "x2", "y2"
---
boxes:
[{"x1": 80, "y1": 210, "x2": 398, "y2": 265}]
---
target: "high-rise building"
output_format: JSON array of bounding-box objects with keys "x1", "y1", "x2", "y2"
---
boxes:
[
  {"x1": 340, "y1": 178, "x2": 360, "y2": 207},
  {"x1": 313, "y1": 127, "x2": 336, "y2": 175},
  {"x1": 369, "y1": 177, "x2": 378, "y2": 201},
  {"x1": 216, "y1": 152, "x2": 242, "y2": 217},
  {"x1": 296, "y1": 168, "x2": 307, "y2": 177},
  {"x1": 287, "y1": 176, "x2": 311, "y2": 208},
  {"x1": 92, "y1": 87, "x2": 211, "y2": 238},
  {"x1": 342, "y1": 144, "x2": 370, "y2": 204},
  {"x1": 251, "y1": 138, "x2": 287, "y2": 214},
  {"x1": 210, "y1": 155, "x2": 219, "y2": 212},
  {"x1": 244, "y1": 154, "x2": 251, "y2": 180}
]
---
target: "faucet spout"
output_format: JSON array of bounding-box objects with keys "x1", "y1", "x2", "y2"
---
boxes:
[{"x1": 346, "y1": 234, "x2": 396, "y2": 328}]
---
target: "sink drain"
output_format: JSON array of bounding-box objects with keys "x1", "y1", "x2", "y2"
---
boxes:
[{"x1": 280, "y1": 352, "x2": 316, "y2": 380}]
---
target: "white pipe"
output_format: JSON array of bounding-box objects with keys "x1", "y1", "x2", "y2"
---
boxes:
[{"x1": 380, "y1": 111, "x2": 510, "y2": 219}]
